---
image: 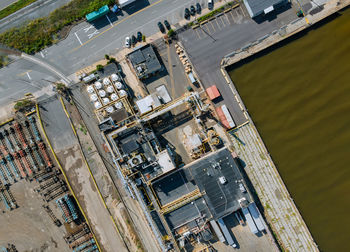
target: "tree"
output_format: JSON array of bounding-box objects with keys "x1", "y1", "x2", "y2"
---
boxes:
[
  {"x1": 105, "y1": 54, "x2": 110, "y2": 60},
  {"x1": 96, "y1": 64, "x2": 103, "y2": 71},
  {"x1": 167, "y1": 29, "x2": 175, "y2": 38},
  {"x1": 142, "y1": 34, "x2": 146, "y2": 42},
  {"x1": 14, "y1": 99, "x2": 34, "y2": 112}
]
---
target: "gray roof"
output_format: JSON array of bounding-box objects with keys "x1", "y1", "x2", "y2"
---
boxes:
[
  {"x1": 128, "y1": 44, "x2": 162, "y2": 79},
  {"x1": 243, "y1": 0, "x2": 286, "y2": 17},
  {"x1": 188, "y1": 148, "x2": 251, "y2": 219}
]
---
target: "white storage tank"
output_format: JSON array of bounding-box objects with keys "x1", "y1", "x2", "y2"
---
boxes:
[
  {"x1": 115, "y1": 101, "x2": 123, "y2": 109},
  {"x1": 119, "y1": 89, "x2": 127, "y2": 97},
  {"x1": 87, "y1": 85, "x2": 94, "y2": 94},
  {"x1": 102, "y1": 97, "x2": 110, "y2": 105},
  {"x1": 90, "y1": 94, "x2": 98, "y2": 102},
  {"x1": 106, "y1": 106, "x2": 114, "y2": 113},
  {"x1": 94, "y1": 81, "x2": 102, "y2": 89},
  {"x1": 106, "y1": 85, "x2": 114, "y2": 93},
  {"x1": 94, "y1": 101, "x2": 102, "y2": 109},
  {"x1": 111, "y1": 74, "x2": 120, "y2": 82},
  {"x1": 110, "y1": 93, "x2": 118, "y2": 101},
  {"x1": 98, "y1": 90, "x2": 106, "y2": 97},
  {"x1": 114, "y1": 81, "x2": 123, "y2": 90},
  {"x1": 103, "y1": 77, "x2": 111, "y2": 85}
]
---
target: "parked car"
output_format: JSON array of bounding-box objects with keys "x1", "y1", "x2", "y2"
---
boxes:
[
  {"x1": 125, "y1": 36, "x2": 130, "y2": 48},
  {"x1": 157, "y1": 21, "x2": 165, "y2": 33},
  {"x1": 196, "y1": 3, "x2": 201, "y2": 14},
  {"x1": 190, "y1": 5, "x2": 196, "y2": 16},
  {"x1": 131, "y1": 35, "x2": 137, "y2": 45},
  {"x1": 164, "y1": 20, "x2": 171, "y2": 30},
  {"x1": 184, "y1": 8, "x2": 190, "y2": 19},
  {"x1": 208, "y1": 0, "x2": 213, "y2": 10},
  {"x1": 111, "y1": 4, "x2": 120, "y2": 13},
  {"x1": 137, "y1": 31, "x2": 142, "y2": 42}
]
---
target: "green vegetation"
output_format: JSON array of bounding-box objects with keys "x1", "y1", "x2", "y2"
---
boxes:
[
  {"x1": 197, "y1": 6, "x2": 225, "y2": 23},
  {"x1": 142, "y1": 34, "x2": 146, "y2": 42},
  {"x1": 0, "y1": 0, "x2": 38, "y2": 20},
  {"x1": 167, "y1": 29, "x2": 175, "y2": 37},
  {"x1": 14, "y1": 99, "x2": 34, "y2": 112},
  {"x1": 96, "y1": 64, "x2": 104, "y2": 71},
  {"x1": 107, "y1": 57, "x2": 116, "y2": 64},
  {"x1": 105, "y1": 54, "x2": 110, "y2": 60},
  {"x1": 0, "y1": 0, "x2": 114, "y2": 54},
  {"x1": 0, "y1": 56, "x2": 9, "y2": 67},
  {"x1": 190, "y1": 1, "x2": 237, "y2": 25}
]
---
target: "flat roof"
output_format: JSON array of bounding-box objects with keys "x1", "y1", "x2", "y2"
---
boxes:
[
  {"x1": 128, "y1": 44, "x2": 162, "y2": 79},
  {"x1": 152, "y1": 169, "x2": 196, "y2": 206},
  {"x1": 164, "y1": 198, "x2": 211, "y2": 231},
  {"x1": 188, "y1": 148, "x2": 251, "y2": 219},
  {"x1": 243, "y1": 0, "x2": 287, "y2": 17}
]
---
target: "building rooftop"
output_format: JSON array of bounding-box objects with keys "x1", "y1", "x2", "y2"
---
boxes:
[
  {"x1": 243, "y1": 0, "x2": 287, "y2": 17},
  {"x1": 188, "y1": 147, "x2": 250, "y2": 220},
  {"x1": 152, "y1": 169, "x2": 196, "y2": 206},
  {"x1": 128, "y1": 44, "x2": 162, "y2": 79}
]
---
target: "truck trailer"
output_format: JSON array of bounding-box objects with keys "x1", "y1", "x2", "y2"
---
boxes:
[
  {"x1": 242, "y1": 207, "x2": 259, "y2": 234},
  {"x1": 248, "y1": 203, "x2": 266, "y2": 232},
  {"x1": 209, "y1": 220, "x2": 226, "y2": 243},
  {"x1": 217, "y1": 218, "x2": 237, "y2": 248}
]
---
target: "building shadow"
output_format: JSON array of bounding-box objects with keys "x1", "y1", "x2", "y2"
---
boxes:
[
  {"x1": 122, "y1": 0, "x2": 150, "y2": 15},
  {"x1": 253, "y1": 3, "x2": 292, "y2": 24}
]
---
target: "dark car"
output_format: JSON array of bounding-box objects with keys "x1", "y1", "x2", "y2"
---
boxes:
[
  {"x1": 137, "y1": 31, "x2": 142, "y2": 42},
  {"x1": 208, "y1": 0, "x2": 213, "y2": 10},
  {"x1": 196, "y1": 3, "x2": 201, "y2": 14},
  {"x1": 164, "y1": 20, "x2": 171, "y2": 30},
  {"x1": 184, "y1": 8, "x2": 190, "y2": 19},
  {"x1": 190, "y1": 5, "x2": 196, "y2": 16},
  {"x1": 157, "y1": 21, "x2": 165, "y2": 33},
  {"x1": 131, "y1": 35, "x2": 137, "y2": 45}
]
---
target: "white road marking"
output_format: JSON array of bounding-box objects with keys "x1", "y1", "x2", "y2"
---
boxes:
[
  {"x1": 88, "y1": 30, "x2": 99, "y2": 39},
  {"x1": 26, "y1": 72, "x2": 32, "y2": 80},
  {"x1": 106, "y1": 15, "x2": 113, "y2": 27},
  {"x1": 40, "y1": 51, "x2": 45, "y2": 58},
  {"x1": 83, "y1": 25, "x2": 95, "y2": 33},
  {"x1": 74, "y1": 32, "x2": 83, "y2": 45}
]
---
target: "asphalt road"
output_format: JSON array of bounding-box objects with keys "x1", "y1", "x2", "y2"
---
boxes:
[
  {"x1": 0, "y1": 0, "x2": 18, "y2": 11},
  {"x1": 178, "y1": 4, "x2": 299, "y2": 126},
  {"x1": 0, "y1": 0, "x2": 72, "y2": 33},
  {"x1": 0, "y1": 0, "x2": 211, "y2": 108}
]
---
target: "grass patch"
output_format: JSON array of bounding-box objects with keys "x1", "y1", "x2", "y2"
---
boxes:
[
  {"x1": 0, "y1": 0, "x2": 114, "y2": 54},
  {"x1": 197, "y1": 6, "x2": 225, "y2": 23},
  {"x1": 0, "y1": 0, "x2": 38, "y2": 20}
]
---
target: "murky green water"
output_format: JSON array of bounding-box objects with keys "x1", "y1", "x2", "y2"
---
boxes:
[{"x1": 229, "y1": 8, "x2": 350, "y2": 252}]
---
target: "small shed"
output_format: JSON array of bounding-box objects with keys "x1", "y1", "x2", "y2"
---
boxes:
[{"x1": 206, "y1": 85, "x2": 221, "y2": 101}]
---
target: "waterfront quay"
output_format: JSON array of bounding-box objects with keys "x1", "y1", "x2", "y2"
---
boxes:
[{"x1": 219, "y1": 0, "x2": 349, "y2": 251}]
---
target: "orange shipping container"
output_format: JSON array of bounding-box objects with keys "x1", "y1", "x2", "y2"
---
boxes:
[{"x1": 206, "y1": 85, "x2": 221, "y2": 101}]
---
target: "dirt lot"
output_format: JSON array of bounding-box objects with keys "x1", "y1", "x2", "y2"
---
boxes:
[{"x1": 0, "y1": 179, "x2": 71, "y2": 252}]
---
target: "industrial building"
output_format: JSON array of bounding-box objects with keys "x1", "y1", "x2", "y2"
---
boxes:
[
  {"x1": 243, "y1": 0, "x2": 289, "y2": 18},
  {"x1": 127, "y1": 44, "x2": 163, "y2": 80}
]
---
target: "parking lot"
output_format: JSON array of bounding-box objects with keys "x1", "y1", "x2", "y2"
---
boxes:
[
  {"x1": 179, "y1": 3, "x2": 299, "y2": 126},
  {"x1": 193, "y1": 5, "x2": 248, "y2": 40}
]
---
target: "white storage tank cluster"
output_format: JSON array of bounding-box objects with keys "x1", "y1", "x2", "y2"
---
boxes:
[{"x1": 89, "y1": 73, "x2": 127, "y2": 115}]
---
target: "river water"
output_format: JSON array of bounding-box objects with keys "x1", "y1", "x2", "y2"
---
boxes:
[{"x1": 228, "y1": 8, "x2": 350, "y2": 252}]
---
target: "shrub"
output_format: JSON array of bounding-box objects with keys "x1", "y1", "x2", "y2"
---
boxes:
[
  {"x1": 108, "y1": 57, "x2": 116, "y2": 63},
  {"x1": 142, "y1": 34, "x2": 146, "y2": 42},
  {"x1": 96, "y1": 64, "x2": 103, "y2": 71},
  {"x1": 105, "y1": 54, "x2": 110, "y2": 60},
  {"x1": 14, "y1": 99, "x2": 34, "y2": 111},
  {"x1": 167, "y1": 29, "x2": 175, "y2": 37}
]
